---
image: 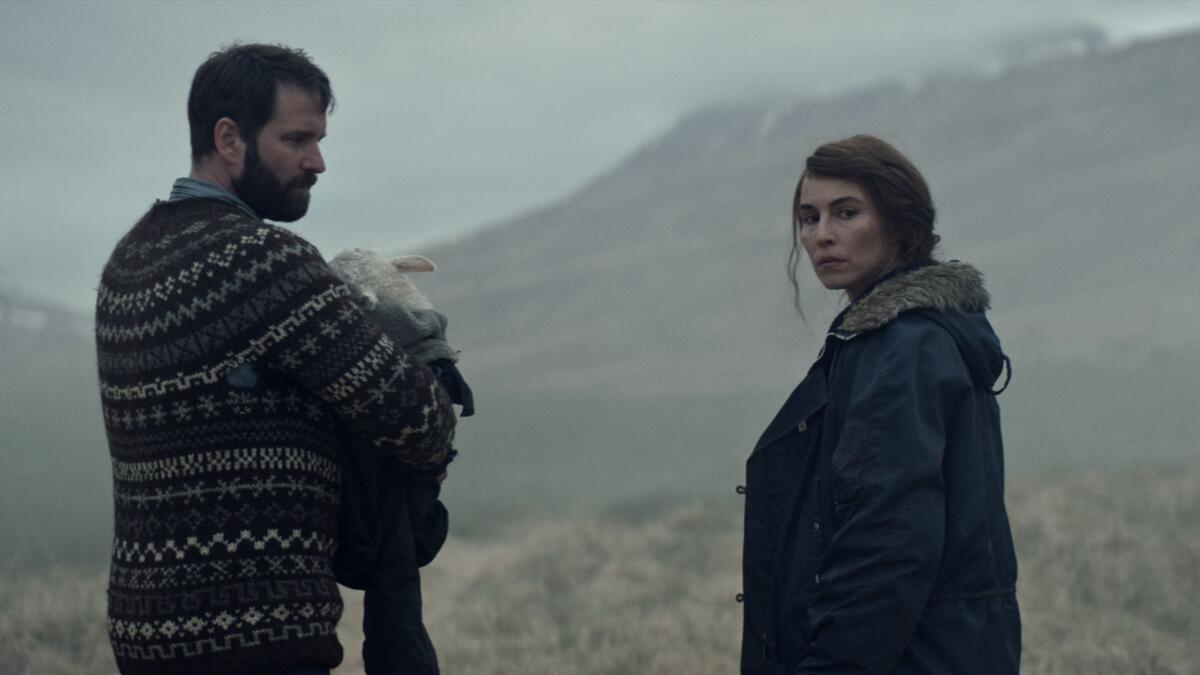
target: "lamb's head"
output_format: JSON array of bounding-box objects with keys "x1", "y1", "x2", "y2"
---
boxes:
[{"x1": 328, "y1": 248, "x2": 437, "y2": 311}]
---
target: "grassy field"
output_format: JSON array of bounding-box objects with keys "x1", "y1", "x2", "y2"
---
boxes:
[{"x1": 4, "y1": 464, "x2": 1198, "y2": 675}]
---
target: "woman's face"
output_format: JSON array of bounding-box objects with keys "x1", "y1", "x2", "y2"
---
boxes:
[{"x1": 797, "y1": 175, "x2": 899, "y2": 302}]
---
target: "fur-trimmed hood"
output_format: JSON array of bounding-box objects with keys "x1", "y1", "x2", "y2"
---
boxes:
[
  {"x1": 832, "y1": 261, "x2": 1009, "y2": 393},
  {"x1": 837, "y1": 261, "x2": 990, "y2": 335}
]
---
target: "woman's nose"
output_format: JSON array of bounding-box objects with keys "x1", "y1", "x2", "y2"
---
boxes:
[{"x1": 813, "y1": 218, "x2": 835, "y2": 244}]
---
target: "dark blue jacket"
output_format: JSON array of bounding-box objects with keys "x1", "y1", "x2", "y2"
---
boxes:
[
  {"x1": 741, "y1": 262, "x2": 1020, "y2": 674},
  {"x1": 334, "y1": 360, "x2": 472, "y2": 675}
]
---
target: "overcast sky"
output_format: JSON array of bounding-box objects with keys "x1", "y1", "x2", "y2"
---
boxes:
[{"x1": 2, "y1": 0, "x2": 1199, "y2": 311}]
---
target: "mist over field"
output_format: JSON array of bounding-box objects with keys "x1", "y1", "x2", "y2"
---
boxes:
[{"x1": 3, "y1": 2, "x2": 1200, "y2": 673}]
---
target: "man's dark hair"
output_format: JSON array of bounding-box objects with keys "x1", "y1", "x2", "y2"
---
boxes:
[{"x1": 188, "y1": 43, "x2": 334, "y2": 160}]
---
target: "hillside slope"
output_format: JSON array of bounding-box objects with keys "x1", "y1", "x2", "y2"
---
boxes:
[
  {"x1": 5, "y1": 32, "x2": 1199, "y2": 564},
  {"x1": 419, "y1": 31, "x2": 1200, "y2": 394},
  {"x1": 408, "y1": 32, "x2": 1200, "y2": 522}
]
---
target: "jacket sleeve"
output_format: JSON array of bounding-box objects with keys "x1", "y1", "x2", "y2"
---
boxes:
[
  {"x1": 797, "y1": 322, "x2": 969, "y2": 674},
  {"x1": 236, "y1": 224, "x2": 456, "y2": 471}
]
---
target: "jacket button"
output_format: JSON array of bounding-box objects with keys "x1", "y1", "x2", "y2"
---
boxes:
[
  {"x1": 735, "y1": 593, "x2": 744, "y2": 603},
  {"x1": 814, "y1": 573, "x2": 822, "y2": 585},
  {"x1": 735, "y1": 485, "x2": 746, "y2": 495},
  {"x1": 811, "y1": 521, "x2": 820, "y2": 534},
  {"x1": 797, "y1": 420, "x2": 808, "y2": 432}
]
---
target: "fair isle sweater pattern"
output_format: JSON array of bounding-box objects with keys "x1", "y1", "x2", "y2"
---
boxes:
[{"x1": 96, "y1": 198, "x2": 455, "y2": 675}]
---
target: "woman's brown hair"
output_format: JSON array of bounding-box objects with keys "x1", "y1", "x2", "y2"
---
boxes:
[{"x1": 787, "y1": 134, "x2": 939, "y2": 312}]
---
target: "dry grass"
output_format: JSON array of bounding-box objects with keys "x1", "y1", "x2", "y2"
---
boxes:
[
  {"x1": 1, "y1": 567, "x2": 112, "y2": 675},
  {"x1": 5, "y1": 465, "x2": 1198, "y2": 675},
  {"x1": 336, "y1": 504, "x2": 742, "y2": 675},
  {"x1": 1008, "y1": 468, "x2": 1200, "y2": 674}
]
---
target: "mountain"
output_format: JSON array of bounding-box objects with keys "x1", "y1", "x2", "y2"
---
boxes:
[
  {"x1": 419, "y1": 30, "x2": 1200, "y2": 395},
  {"x1": 6, "y1": 31, "x2": 1200, "y2": 563},
  {"x1": 411, "y1": 30, "x2": 1200, "y2": 523}
]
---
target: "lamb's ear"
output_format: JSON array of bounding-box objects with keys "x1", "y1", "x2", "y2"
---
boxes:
[{"x1": 392, "y1": 255, "x2": 436, "y2": 273}]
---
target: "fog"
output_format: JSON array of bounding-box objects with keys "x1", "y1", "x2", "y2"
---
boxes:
[
  {"x1": 2, "y1": 0, "x2": 1200, "y2": 605},
  {"x1": 3, "y1": 0, "x2": 1199, "y2": 309},
  {"x1": 5, "y1": 3, "x2": 1200, "y2": 673}
]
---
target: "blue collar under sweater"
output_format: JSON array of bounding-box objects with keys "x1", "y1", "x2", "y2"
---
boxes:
[{"x1": 169, "y1": 177, "x2": 260, "y2": 220}]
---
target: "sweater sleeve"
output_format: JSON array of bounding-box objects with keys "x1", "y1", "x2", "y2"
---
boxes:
[
  {"x1": 231, "y1": 222, "x2": 456, "y2": 470},
  {"x1": 796, "y1": 322, "x2": 969, "y2": 674}
]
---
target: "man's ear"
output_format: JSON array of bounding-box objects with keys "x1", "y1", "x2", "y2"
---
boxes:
[{"x1": 213, "y1": 117, "x2": 246, "y2": 170}]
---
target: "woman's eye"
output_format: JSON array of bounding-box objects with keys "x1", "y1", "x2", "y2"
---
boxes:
[
  {"x1": 837, "y1": 209, "x2": 858, "y2": 220},
  {"x1": 801, "y1": 213, "x2": 818, "y2": 225}
]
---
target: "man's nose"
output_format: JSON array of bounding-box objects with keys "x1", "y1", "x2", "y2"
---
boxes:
[{"x1": 303, "y1": 146, "x2": 326, "y2": 174}]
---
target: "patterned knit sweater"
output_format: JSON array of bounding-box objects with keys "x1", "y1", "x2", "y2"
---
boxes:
[{"x1": 96, "y1": 198, "x2": 456, "y2": 675}]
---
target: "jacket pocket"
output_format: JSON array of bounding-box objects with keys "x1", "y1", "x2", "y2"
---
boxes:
[{"x1": 829, "y1": 421, "x2": 881, "y2": 522}]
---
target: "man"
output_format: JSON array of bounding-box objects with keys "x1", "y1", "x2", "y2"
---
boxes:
[{"x1": 96, "y1": 44, "x2": 456, "y2": 675}]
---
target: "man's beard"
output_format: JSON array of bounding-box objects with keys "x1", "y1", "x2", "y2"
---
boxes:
[{"x1": 233, "y1": 141, "x2": 317, "y2": 222}]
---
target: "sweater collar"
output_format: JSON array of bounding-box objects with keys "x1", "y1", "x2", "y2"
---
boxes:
[{"x1": 168, "y1": 177, "x2": 260, "y2": 221}]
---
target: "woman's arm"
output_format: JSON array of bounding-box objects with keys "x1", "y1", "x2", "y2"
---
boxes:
[{"x1": 798, "y1": 320, "x2": 970, "y2": 674}]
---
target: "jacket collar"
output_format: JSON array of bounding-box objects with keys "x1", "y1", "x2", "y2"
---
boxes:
[{"x1": 829, "y1": 261, "x2": 990, "y2": 339}]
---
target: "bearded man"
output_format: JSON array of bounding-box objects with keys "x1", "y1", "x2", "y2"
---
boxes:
[{"x1": 95, "y1": 44, "x2": 456, "y2": 675}]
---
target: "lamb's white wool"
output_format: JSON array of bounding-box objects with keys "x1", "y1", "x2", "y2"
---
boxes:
[{"x1": 328, "y1": 248, "x2": 436, "y2": 311}]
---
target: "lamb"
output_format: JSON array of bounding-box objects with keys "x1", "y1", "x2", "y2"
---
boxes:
[
  {"x1": 329, "y1": 248, "x2": 437, "y2": 311},
  {"x1": 328, "y1": 248, "x2": 457, "y2": 364}
]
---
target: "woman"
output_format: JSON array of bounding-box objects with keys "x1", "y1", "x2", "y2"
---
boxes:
[{"x1": 741, "y1": 135, "x2": 1020, "y2": 674}]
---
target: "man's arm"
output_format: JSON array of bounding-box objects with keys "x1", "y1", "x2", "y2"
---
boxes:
[{"x1": 236, "y1": 224, "x2": 456, "y2": 469}]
